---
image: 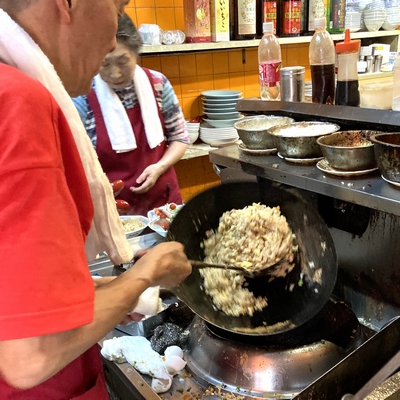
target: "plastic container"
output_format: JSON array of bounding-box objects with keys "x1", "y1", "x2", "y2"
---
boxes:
[
  {"x1": 335, "y1": 29, "x2": 360, "y2": 107},
  {"x1": 309, "y1": 18, "x2": 336, "y2": 104},
  {"x1": 359, "y1": 81, "x2": 393, "y2": 110},
  {"x1": 258, "y1": 22, "x2": 282, "y2": 100},
  {"x1": 392, "y1": 54, "x2": 400, "y2": 111}
]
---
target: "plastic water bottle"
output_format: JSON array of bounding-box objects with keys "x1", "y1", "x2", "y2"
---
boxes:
[
  {"x1": 258, "y1": 22, "x2": 282, "y2": 100},
  {"x1": 309, "y1": 17, "x2": 336, "y2": 104}
]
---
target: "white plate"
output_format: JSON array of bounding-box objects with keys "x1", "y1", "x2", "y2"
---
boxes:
[
  {"x1": 203, "y1": 107, "x2": 237, "y2": 113},
  {"x1": 200, "y1": 97, "x2": 243, "y2": 104},
  {"x1": 278, "y1": 152, "x2": 323, "y2": 165},
  {"x1": 381, "y1": 175, "x2": 400, "y2": 187},
  {"x1": 148, "y1": 218, "x2": 168, "y2": 237},
  {"x1": 201, "y1": 90, "x2": 242, "y2": 98},
  {"x1": 238, "y1": 143, "x2": 277, "y2": 155},
  {"x1": 200, "y1": 137, "x2": 239, "y2": 146},
  {"x1": 147, "y1": 203, "x2": 184, "y2": 220},
  {"x1": 316, "y1": 159, "x2": 379, "y2": 177},
  {"x1": 120, "y1": 215, "x2": 149, "y2": 238}
]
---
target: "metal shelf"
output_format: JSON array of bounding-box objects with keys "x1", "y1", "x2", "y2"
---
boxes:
[
  {"x1": 140, "y1": 30, "x2": 400, "y2": 54},
  {"x1": 208, "y1": 101, "x2": 400, "y2": 217},
  {"x1": 209, "y1": 147, "x2": 400, "y2": 217}
]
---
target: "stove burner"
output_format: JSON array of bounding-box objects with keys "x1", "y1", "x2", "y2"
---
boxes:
[
  {"x1": 206, "y1": 297, "x2": 360, "y2": 349},
  {"x1": 185, "y1": 297, "x2": 368, "y2": 399}
]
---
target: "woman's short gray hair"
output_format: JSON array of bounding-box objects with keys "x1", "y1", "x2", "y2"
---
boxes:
[{"x1": 117, "y1": 14, "x2": 143, "y2": 57}]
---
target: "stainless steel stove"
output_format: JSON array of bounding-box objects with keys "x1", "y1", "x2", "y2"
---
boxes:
[{"x1": 95, "y1": 101, "x2": 400, "y2": 399}]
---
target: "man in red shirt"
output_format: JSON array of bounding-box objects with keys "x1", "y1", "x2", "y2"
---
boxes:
[{"x1": 0, "y1": 0, "x2": 192, "y2": 399}]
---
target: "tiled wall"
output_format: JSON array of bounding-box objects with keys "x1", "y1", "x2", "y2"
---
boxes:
[
  {"x1": 125, "y1": 0, "x2": 311, "y2": 120},
  {"x1": 124, "y1": 0, "x2": 310, "y2": 201}
]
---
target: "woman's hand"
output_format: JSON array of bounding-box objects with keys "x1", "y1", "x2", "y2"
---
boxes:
[{"x1": 129, "y1": 163, "x2": 163, "y2": 194}]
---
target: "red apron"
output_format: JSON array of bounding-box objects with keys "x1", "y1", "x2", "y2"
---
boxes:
[
  {"x1": 0, "y1": 345, "x2": 108, "y2": 399},
  {"x1": 87, "y1": 68, "x2": 182, "y2": 216}
]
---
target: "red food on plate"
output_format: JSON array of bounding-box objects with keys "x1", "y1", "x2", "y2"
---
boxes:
[
  {"x1": 155, "y1": 218, "x2": 170, "y2": 231},
  {"x1": 155, "y1": 208, "x2": 169, "y2": 219}
]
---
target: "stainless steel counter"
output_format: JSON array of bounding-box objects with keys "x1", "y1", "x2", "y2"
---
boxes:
[{"x1": 209, "y1": 145, "x2": 400, "y2": 217}]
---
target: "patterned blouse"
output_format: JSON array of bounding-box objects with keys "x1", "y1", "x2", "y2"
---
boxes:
[{"x1": 72, "y1": 69, "x2": 189, "y2": 148}]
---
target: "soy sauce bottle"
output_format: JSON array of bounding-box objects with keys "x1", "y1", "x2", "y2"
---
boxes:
[{"x1": 335, "y1": 29, "x2": 360, "y2": 107}]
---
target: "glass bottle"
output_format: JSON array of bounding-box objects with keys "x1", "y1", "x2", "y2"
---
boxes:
[
  {"x1": 230, "y1": 0, "x2": 257, "y2": 39},
  {"x1": 309, "y1": 17, "x2": 335, "y2": 104},
  {"x1": 279, "y1": 0, "x2": 302, "y2": 36},
  {"x1": 262, "y1": 0, "x2": 278, "y2": 34},
  {"x1": 335, "y1": 29, "x2": 360, "y2": 107},
  {"x1": 258, "y1": 22, "x2": 282, "y2": 100}
]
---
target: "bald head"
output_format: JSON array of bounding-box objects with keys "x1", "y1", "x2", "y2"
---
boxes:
[
  {"x1": 0, "y1": 0, "x2": 128, "y2": 96},
  {"x1": 0, "y1": 0, "x2": 38, "y2": 15}
]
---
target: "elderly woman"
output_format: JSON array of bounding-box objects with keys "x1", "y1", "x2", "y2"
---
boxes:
[{"x1": 73, "y1": 14, "x2": 189, "y2": 216}]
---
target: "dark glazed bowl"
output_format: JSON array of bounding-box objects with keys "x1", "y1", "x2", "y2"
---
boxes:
[
  {"x1": 370, "y1": 132, "x2": 400, "y2": 184},
  {"x1": 234, "y1": 115, "x2": 294, "y2": 149},
  {"x1": 268, "y1": 121, "x2": 340, "y2": 159},
  {"x1": 317, "y1": 130, "x2": 378, "y2": 171}
]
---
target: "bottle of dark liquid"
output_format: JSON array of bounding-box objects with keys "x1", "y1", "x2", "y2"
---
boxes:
[
  {"x1": 309, "y1": 18, "x2": 335, "y2": 104},
  {"x1": 335, "y1": 29, "x2": 360, "y2": 107},
  {"x1": 230, "y1": 0, "x2": 257, "y2": 40}
]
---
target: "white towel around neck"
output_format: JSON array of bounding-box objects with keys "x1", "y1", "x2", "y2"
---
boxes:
[
  {"x1": 93, "y1": 66, "x2": 165, "y2": 153},
  {"x1": 0, "y1": 9, "x2": 133, "y2": 265}
]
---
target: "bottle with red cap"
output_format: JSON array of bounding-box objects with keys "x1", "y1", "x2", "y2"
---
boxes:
[{"x1": 335, "y1": 29, "x2": 360, "y2": 107}]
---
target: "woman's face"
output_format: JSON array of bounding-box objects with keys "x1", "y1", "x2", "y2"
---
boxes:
[{"x1": 99, "y1": 42, "x2": 137, "y2": 89}]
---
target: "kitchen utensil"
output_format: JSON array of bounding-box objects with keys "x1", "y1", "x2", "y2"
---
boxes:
[
  {"x1": 234, "y1": 115, "x2": 294, "y2": 149},
  {"x1": 316, "y1": 130, "x2": 377, "y2": 171},
  {"x1": 166, "y1": 181, "x2": 338, "y2": 336},
  {"x1": 370, "y1": 132, "x2": 400, "y2": 185},
  {"x1": 190, "y1": 257, "x2": 290, "y2": 278},
  {"x1": 268, "y1": 121, "x2": 340, "y2": 158}
]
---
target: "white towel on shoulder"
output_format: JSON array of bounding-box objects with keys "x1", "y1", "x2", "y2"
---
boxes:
[
  {"x1": 93, "y1": 66, "x2": 164, "y2": 153},
  {"x1": 0, "y1": 9, "x2": 133, "y2": 265}
]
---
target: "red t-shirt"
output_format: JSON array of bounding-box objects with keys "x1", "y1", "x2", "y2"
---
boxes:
[{"x1": 0, "y1": 64, "x2": 106, "y2": 398}]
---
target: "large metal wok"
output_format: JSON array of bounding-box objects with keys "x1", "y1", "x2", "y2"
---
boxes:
[{"x1": 167, "y1": 181, "x2": 338, "y2": 336}]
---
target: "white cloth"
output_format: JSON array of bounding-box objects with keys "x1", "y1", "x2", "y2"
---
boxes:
[
  {"x1": 101, "y1": 337, "x2": 187, "y2": 393},
  {"x1": 0, "y1": 9, "x2": 133, "y2": 265},
  {"x1": 93, "y1": 66, "x2": 165, "y2": 153},
  {"x1": 131, "y1": 286, "x2": 165, "y2": 315},
  {"x1": 101, "y1": 336, "x2": 173, "y2": 393}
]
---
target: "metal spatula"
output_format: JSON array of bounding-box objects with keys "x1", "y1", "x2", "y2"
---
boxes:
[{"x1": 190, "y1": 258, "x2": 288, "y2": 278}]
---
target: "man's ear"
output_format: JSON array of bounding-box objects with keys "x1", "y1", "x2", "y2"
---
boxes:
[{"x1": 54, "y1": 0, "x2": 72, "y2": 23}]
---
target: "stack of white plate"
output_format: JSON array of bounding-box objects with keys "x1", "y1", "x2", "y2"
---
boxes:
[
  {"x1": 201, "y1": 90, "x2": 244, "y2": 128},
  {"x1": 199, "y1": 123, "x2": 239, "y2": 146}
]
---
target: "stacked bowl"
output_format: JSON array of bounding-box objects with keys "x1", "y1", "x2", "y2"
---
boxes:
[
  {"x1": 363, "y1": 2, "x2": 386, "y2": 31},
  {"x1": 185, "y1": 121, "x2": 200, "y2": 144},
  {"x1": 199, "y1": 90, "x2": 243, "y2": 146},
  {"x1": 201, "y1": 90, "x2": 243, "y2": 128}
]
